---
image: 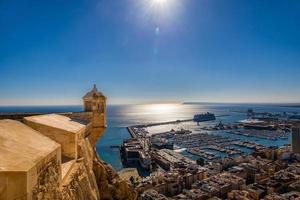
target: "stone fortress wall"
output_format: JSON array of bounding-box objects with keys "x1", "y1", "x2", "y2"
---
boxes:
[
  {"x1": 0, "y1": 85, "x2": 137, "y2": 200},
  {"x1": 0, "y1": 119, "x2": 62, "y2": 200}
]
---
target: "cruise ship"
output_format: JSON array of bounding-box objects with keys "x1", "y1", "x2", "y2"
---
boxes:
[{"x1": 193, "y1": 112, "x2": 216, "y2": 122}]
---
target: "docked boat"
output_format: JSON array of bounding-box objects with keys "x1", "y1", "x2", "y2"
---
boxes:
[{"x1": 193, "y1": 112, "x2": 216, "y2": 122}]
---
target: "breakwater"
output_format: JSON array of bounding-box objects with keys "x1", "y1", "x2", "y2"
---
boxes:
[
  {"x1": 133, "y1": 119, "x2": 193, "y2": 128},
  {"x1": 127, "y1": 119, "x2": 194, "y2": 139}
]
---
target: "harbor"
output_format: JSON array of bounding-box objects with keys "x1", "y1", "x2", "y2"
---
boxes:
[
  {"x1": 120, "y1": 110, "x2": 293, "y2": 173},
  {"x1": 93, "y1": 103, "x2": 300, "y2": 172}
]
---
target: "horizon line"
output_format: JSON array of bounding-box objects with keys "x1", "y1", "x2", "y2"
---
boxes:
[{"x1": 0, "y1": 101, "x2": 300, "y2": 107}]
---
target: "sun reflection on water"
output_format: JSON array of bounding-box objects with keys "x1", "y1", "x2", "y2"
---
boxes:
[
  {"x1": 144, "y1": 103, "x2": 180, "y2": 114},
  {"x1": 120, "y1": 103, "x2": 192, "y2": 124}
]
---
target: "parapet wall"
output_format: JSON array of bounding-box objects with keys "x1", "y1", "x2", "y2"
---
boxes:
[
  {"x1": 62, "y1": 112, "x2": 93, "y2": 122},
  {"x1": 0, "y1": 113, "x2": 42, "y2": 121},
  {"x1": 0, "y1": 111, "x2": 93, "y2": 122}
]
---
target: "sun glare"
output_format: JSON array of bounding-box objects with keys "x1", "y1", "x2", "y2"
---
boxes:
[
  {"x1": 153, "y1": 0, "x2": 168, "y2": 5},
  {"x1": 137, "y1": 0, "x2": 180, "y2": 21},
  {"x1": 151, "y1": 0, "x2": 173, "y2": 9}
]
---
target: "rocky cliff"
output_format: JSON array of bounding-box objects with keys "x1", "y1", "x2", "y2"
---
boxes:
[
  {"x1": 60, "y1": 134, "x2": 138, "y2": 200},
  {"x1": 61, "y1": 137, "x2": 138, "y2": 200}
]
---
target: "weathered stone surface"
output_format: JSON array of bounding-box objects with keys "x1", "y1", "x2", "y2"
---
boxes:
[
  {"x1": 80, "y1": 136, "x2": 138, "y2": 200},
  {"x1": 82, "y1": 85, "x2": 106, "y2": 130},
  {"x1": 24, "y1": 114, "x2": 86, "y2": 133},
  {"x1": 31, "y1": 158, "x2": 61, "y2": 200},
  {"x1": 24, "y1": 114, "x2": 86, "y2": 159},
  {"x1": 61, "y1": 162, "x2": 98, "y2": 200},
  {"x1": 0, "y1": 119, "x2": 61, "y2": 200},
  {"x1": 93, "y1": 158, "x2": 138, "y2": 200}
]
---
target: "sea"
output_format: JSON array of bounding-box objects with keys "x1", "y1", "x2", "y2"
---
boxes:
[{"x1": 1, "y1": 103, "x2": 300, "y2": 171}]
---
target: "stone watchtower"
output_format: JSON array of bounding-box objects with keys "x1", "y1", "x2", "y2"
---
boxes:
[{"x1": 83, "y1": 85, "x2": 107, "y2": 145}]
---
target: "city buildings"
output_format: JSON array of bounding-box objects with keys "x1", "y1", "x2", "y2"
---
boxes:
[
  {"x1": 137, "y1": 144, "x2": 300, "y2": 199},
  {"x1": 140, "y1": 189, "x2": 169, "y2": 200},
  {"x1": 138, "y1": 166, "x2": 207, "y2": 197},
  {"x1": 121, "y1": 138, "x2": 152, "y2": 170},
  {"x1": 292, "y1": 126, "x2": 300, "y2": 154}
]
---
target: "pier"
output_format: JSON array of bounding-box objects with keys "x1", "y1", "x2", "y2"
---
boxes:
[
  {"x1": 127, "y1": 119, "x2": 194, "y2": 138},
  {"x1": 127, "y1": 114, "x2": 229, "y2": 138},
  {"x1": 133, "y1": 119, "x2": 193, "y2": 128},
  {"x1": 127, "y1": 126, "x2": 138, "y2": 138}
]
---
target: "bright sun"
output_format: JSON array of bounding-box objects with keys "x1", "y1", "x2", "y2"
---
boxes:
[
  {"x1": 151, "y1": 0, "x2": 172, "y2": 9},
  {"x1": 153, "y1": 0, "x2": 168, "y2": 4},
  {"x1": 137, "y1": 0, "x2": 180, "y2": 22},
  {"x1": 155, "y1": 0, "x2": 174, "y2": 8}
]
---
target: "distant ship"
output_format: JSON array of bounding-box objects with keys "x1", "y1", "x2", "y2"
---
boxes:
[{"x1": 193, "y1": 112, "x2": 216, "y2": 122}]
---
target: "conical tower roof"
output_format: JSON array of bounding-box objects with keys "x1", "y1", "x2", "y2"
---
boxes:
[{"x1": 83, "y1": 84, "x2": 106, "y2": 100}]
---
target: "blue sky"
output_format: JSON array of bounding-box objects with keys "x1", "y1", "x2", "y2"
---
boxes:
[{"x1": 0, "y1": 0, "x2": 300, "y2": 105}]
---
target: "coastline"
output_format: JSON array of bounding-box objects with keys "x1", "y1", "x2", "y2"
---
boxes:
[{"x1": 1, "y1": 103, "x2": 299, "y2": 172}]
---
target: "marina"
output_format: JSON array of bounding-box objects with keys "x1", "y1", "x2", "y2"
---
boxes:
[
  {"x1": 227, "y1": 129, "x2": 289, "y2": 140},
  {"x1": 121, "y1": 109, "x2": 293, "y2": 172}
]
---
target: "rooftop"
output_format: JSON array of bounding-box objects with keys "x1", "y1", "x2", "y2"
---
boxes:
[
  {"x1": 24, "y1": 114, "x2": 86, "y2": 134},
  {"x1": 0, "y1": 119, "x2": 60, "y2": 171}
]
